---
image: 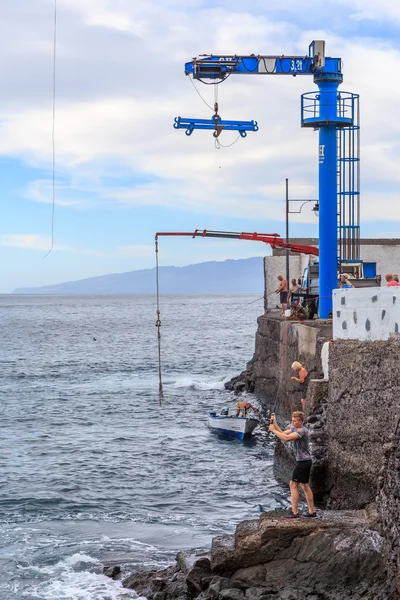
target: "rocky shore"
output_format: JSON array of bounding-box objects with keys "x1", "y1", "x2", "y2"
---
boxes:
[
  {"x1": 122, "y1": 507, "x2": 391, "y2": 600},
  {"x1": 119, "y1": 314, "x2": 400, "y2": 599}
]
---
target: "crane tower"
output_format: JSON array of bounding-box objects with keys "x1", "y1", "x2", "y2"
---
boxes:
[{"x1": 174, "y1": 41, "x2": 360, "y2": 319}]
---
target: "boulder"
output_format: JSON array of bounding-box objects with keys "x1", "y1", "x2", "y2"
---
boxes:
[
  {"x1": 124, "y1": 509, "x2": 391, "y2": 600},
  {"x1": 103, "y1": 565, "x2": 121, "y2": 579}
]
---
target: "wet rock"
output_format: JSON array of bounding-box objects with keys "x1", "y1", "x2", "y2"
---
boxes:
[
  {"x1": 233, "y1": 381, "x2": 246, "y2": 394},
  {"x1": 185, "y1": 558, "x2": 212, "y2": 596},
  {"x1": 103, "y1": 565, "x2": 121, "y2": 579},
  {"x1": 123, "y1": 565, "x2": 186, "y2": 599},
  {"x1": 224, "y1": 359, "x2": 255, "y2": 394},
  {"x1": 124, "y1": 507, "x2": 392, "y2": 600}
]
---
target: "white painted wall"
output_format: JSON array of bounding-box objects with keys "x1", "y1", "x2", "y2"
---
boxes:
[
  {"x1": 333, "y1": 287, "x2": 400, "y2": 340},
  {"x1": 264, "y1": 255, "x2": 302, "y2": 310},
  {"x1": 360, "y1": 244, "x2": 400, "y2": 281}
]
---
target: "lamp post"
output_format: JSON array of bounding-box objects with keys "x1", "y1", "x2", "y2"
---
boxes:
[{"x1": 285, "y1": 178, "x2": 319, "y2": 286}]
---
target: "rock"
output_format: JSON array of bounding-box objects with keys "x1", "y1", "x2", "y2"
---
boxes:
[
  {"x1": 233, "y1": 381, "x2": 246, "y2": 393},
  {"x1": 123, "y1": 565, "x2": 185, "y2": 599},
  {"x1": 177, "y1": 551, "x2": 211, "y2": 574},
  {"x1": 210, "y1": 509, "x2": 390, "y2": 599},
  {"x1": 224, "y1": 358, "x2": 256, "y2": 394},
  {"x1": 218, "y1": 589, "x2": 244, "y2": 600},
  {"x1": 185, "y1": 558, "x2": 212, "y2": 596},
  {"x1": 103, "y1": 565, "x2": 121, "y2": 579},
  {"x1": 124, "y1": 508, "x2": 392, "y2": 600}
]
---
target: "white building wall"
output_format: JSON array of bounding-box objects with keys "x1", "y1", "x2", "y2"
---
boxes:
[
  {"x1": 360, "y1": 244, "x2": 400, "y2": 282},
  {"x1": 263, "y1": 255, "x2": 302, "y2": 310},
  {"x1": 333, "y1": 288, "x2": 400, "y2": 340},
  {"x1": 263, "y1": 240, "x2": 400, "y2": 313}
]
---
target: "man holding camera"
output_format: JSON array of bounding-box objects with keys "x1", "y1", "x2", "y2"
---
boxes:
[{"x1": 269, "y1": 411, "x2": 316, "y2": 519}]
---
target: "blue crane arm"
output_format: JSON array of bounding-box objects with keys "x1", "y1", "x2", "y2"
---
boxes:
[
  {"x1": 185, "y1": 41, "x2": 342, "y2": 80},
  {"x1": 185, "y1": 55, "x2": 342, "y2": 79}
]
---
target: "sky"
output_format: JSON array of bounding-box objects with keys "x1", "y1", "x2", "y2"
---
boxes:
[{"x1": 2, "y1": 0, "x2": 400, "y2": 292}]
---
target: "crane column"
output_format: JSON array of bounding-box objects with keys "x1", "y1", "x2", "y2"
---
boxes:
[{"x1": 302, "y1": 73, "x2": 356, "y2": 318}]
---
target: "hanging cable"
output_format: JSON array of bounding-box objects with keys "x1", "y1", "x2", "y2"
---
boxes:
[
  {"x1": 215, "y1": 135, "x2": 241, "y2": 149},
  {"x1": 43, "y1": 0, "x2": 57, "y2": 259},
  {"x1": 188, "y1": 76, "x2": 214, "y2": 111},
  {"x1": 155, "y1": 237, "x2": 164, "y2": 404}
]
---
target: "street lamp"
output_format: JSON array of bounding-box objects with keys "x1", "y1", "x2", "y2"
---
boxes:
[{"x1": 285, "y1": 178, "x2": 319, "y2": 285}]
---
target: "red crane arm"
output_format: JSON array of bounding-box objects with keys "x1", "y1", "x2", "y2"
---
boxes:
[{"x1": 155, "y1": 229, "x2": 319, "y2": 256}]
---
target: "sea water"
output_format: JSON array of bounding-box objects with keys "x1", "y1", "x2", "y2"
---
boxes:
[{"x1": 0, "y1": 294, "x2": 287, "y2": 599}]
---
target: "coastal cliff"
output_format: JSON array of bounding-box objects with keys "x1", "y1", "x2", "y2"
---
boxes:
[{"x1": 123, "y1": 315, "x2": 400, "y2": 598}]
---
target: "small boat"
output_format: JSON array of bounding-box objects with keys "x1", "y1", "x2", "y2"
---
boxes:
[{"x1": 208, "y1": 409, "x2": 259, "y2": 440}]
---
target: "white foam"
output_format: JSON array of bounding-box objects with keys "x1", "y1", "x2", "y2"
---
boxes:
[
  {"x1": 23, "y1": 569, "x2": 142, "y2": 600},
  {"x1": 172, "y1": 376, "x2": 226, "y2": 391},
  {"x1": 20, "y1": 553, "x2": 101, "y2": 577}
]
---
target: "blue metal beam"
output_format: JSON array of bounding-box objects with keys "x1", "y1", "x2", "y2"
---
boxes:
[
  {"x1": 173, "y1": 116, "x2": 259, "y2": 137},
  {"x1": 185, "y1": 56, "x2": 342, "y2": 79}
]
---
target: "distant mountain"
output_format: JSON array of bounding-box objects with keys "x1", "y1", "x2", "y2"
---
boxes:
[{"x1": 13, "y1": 257, "x2": 264, "y2": 294}]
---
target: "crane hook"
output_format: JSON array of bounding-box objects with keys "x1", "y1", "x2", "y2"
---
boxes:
[{"x1": 213, "y1": 126, "x2": 224, "y2": 138}]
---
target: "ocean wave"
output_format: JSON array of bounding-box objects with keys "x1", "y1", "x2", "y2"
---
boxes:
[
  {"x1": 23, "y1": 569, "x2": 141, "y2": 600},
  {"x1": 171, "y1": 376, "x2": 227, "y2": 391}
]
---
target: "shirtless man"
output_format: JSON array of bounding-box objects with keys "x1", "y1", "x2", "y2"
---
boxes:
[
  {"x1": 275, "y1": 275, "x2": 288, "y2": 316},
  {"x1": 235, "y1": 401, "x2": 260, "y2": 418}
]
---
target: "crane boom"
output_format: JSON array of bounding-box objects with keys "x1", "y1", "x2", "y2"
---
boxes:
[
  {"x1": 184, "y1": 41, "x2": 341, "y2": 81},
  {"x1": 155, "y1": 230, "x2": 318, "y2": 256},
  {"x1": 186, "y1": 55, "x2": 341, "y2": 80}
]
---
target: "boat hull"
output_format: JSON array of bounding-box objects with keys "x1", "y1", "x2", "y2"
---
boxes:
[{"x1": 208, "y1": 413, "x2": 259, "y2": 440}]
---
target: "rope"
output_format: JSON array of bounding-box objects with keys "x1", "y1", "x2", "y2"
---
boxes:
[
  {"x1": 188, "y1": 76, "x2": 214, "y2": 111},
  {"x1": 215, "y1": 135, "x2": 241, "y2": 149},
  {"x1": 155, "y1": 238, "x2": 164, "y2": 403},
  {"x1": 43, "y1": 0, "x2": 57, "y2": 259}
]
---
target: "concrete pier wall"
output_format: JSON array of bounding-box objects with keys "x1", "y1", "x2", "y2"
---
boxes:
[
  {"x1": 253, "y1": 315, "x2": 330, "y2": 414},
  {"x1": 251, "y1": 315, "x2": 400, "y2": 510},
  {"x1": 327, "y1": 338, "x2": 400, "y2": 509}
]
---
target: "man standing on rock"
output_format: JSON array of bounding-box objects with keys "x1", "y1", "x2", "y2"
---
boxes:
[{"x1": 268, "y1": 411, "x2": 316, "y2": 519}]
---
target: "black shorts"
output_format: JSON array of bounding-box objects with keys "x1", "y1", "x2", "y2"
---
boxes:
[
  {"x1": 280, "y1": 291, "x2": 288, "y2": 304},
  {"x1": 292, "y1": 460, "x2": 312, "y2": 484}
]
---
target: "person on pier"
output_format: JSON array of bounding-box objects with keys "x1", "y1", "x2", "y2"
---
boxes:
[
  {"x1": 287, "y1": 302, "x2": 307, "y2": 322},
  {"x1": 269, "y1": 411, "x2": 316, "y2": 518},
  {"x1": 275, "y1": 275, "x2": 288, "y2": 316},
  {"x1": 385, "y1": 273, "x2": 400, "y2": 287},
  {"x1": 339, "y1": 274, "x2": 354, "y2": 288},
  {"x1": 291, "y1": 361, "x2": 308, "y2": 384}
]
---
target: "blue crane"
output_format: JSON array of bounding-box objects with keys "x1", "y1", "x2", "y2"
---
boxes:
[{"x1": 174, "y1": 41, "x2": 360, "y2": 319}]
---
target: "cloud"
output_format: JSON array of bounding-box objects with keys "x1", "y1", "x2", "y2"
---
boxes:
[
  {"x1": 338, "y1": 0, "x2": 400, "y2": 24},
  {"x1": 0, "y1": 234, "x2": 55, "y2": 251},
  {"x1": 1, "y1": 0, "x2": 400, "y2": 241}
]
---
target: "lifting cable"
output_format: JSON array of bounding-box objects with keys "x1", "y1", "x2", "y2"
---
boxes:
[
  {"x1": 43, "y1": 0, "x2": 57, "y2": 259},
  {"x1": 154, "y1": 234, "x2": 266, "y2": 401},
  {"x1": 155, "y1": 237, "x2": 164, "y2": 403},
  {"x1": 188, "y1": 73, "x2": 241, "y2": 147}
]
